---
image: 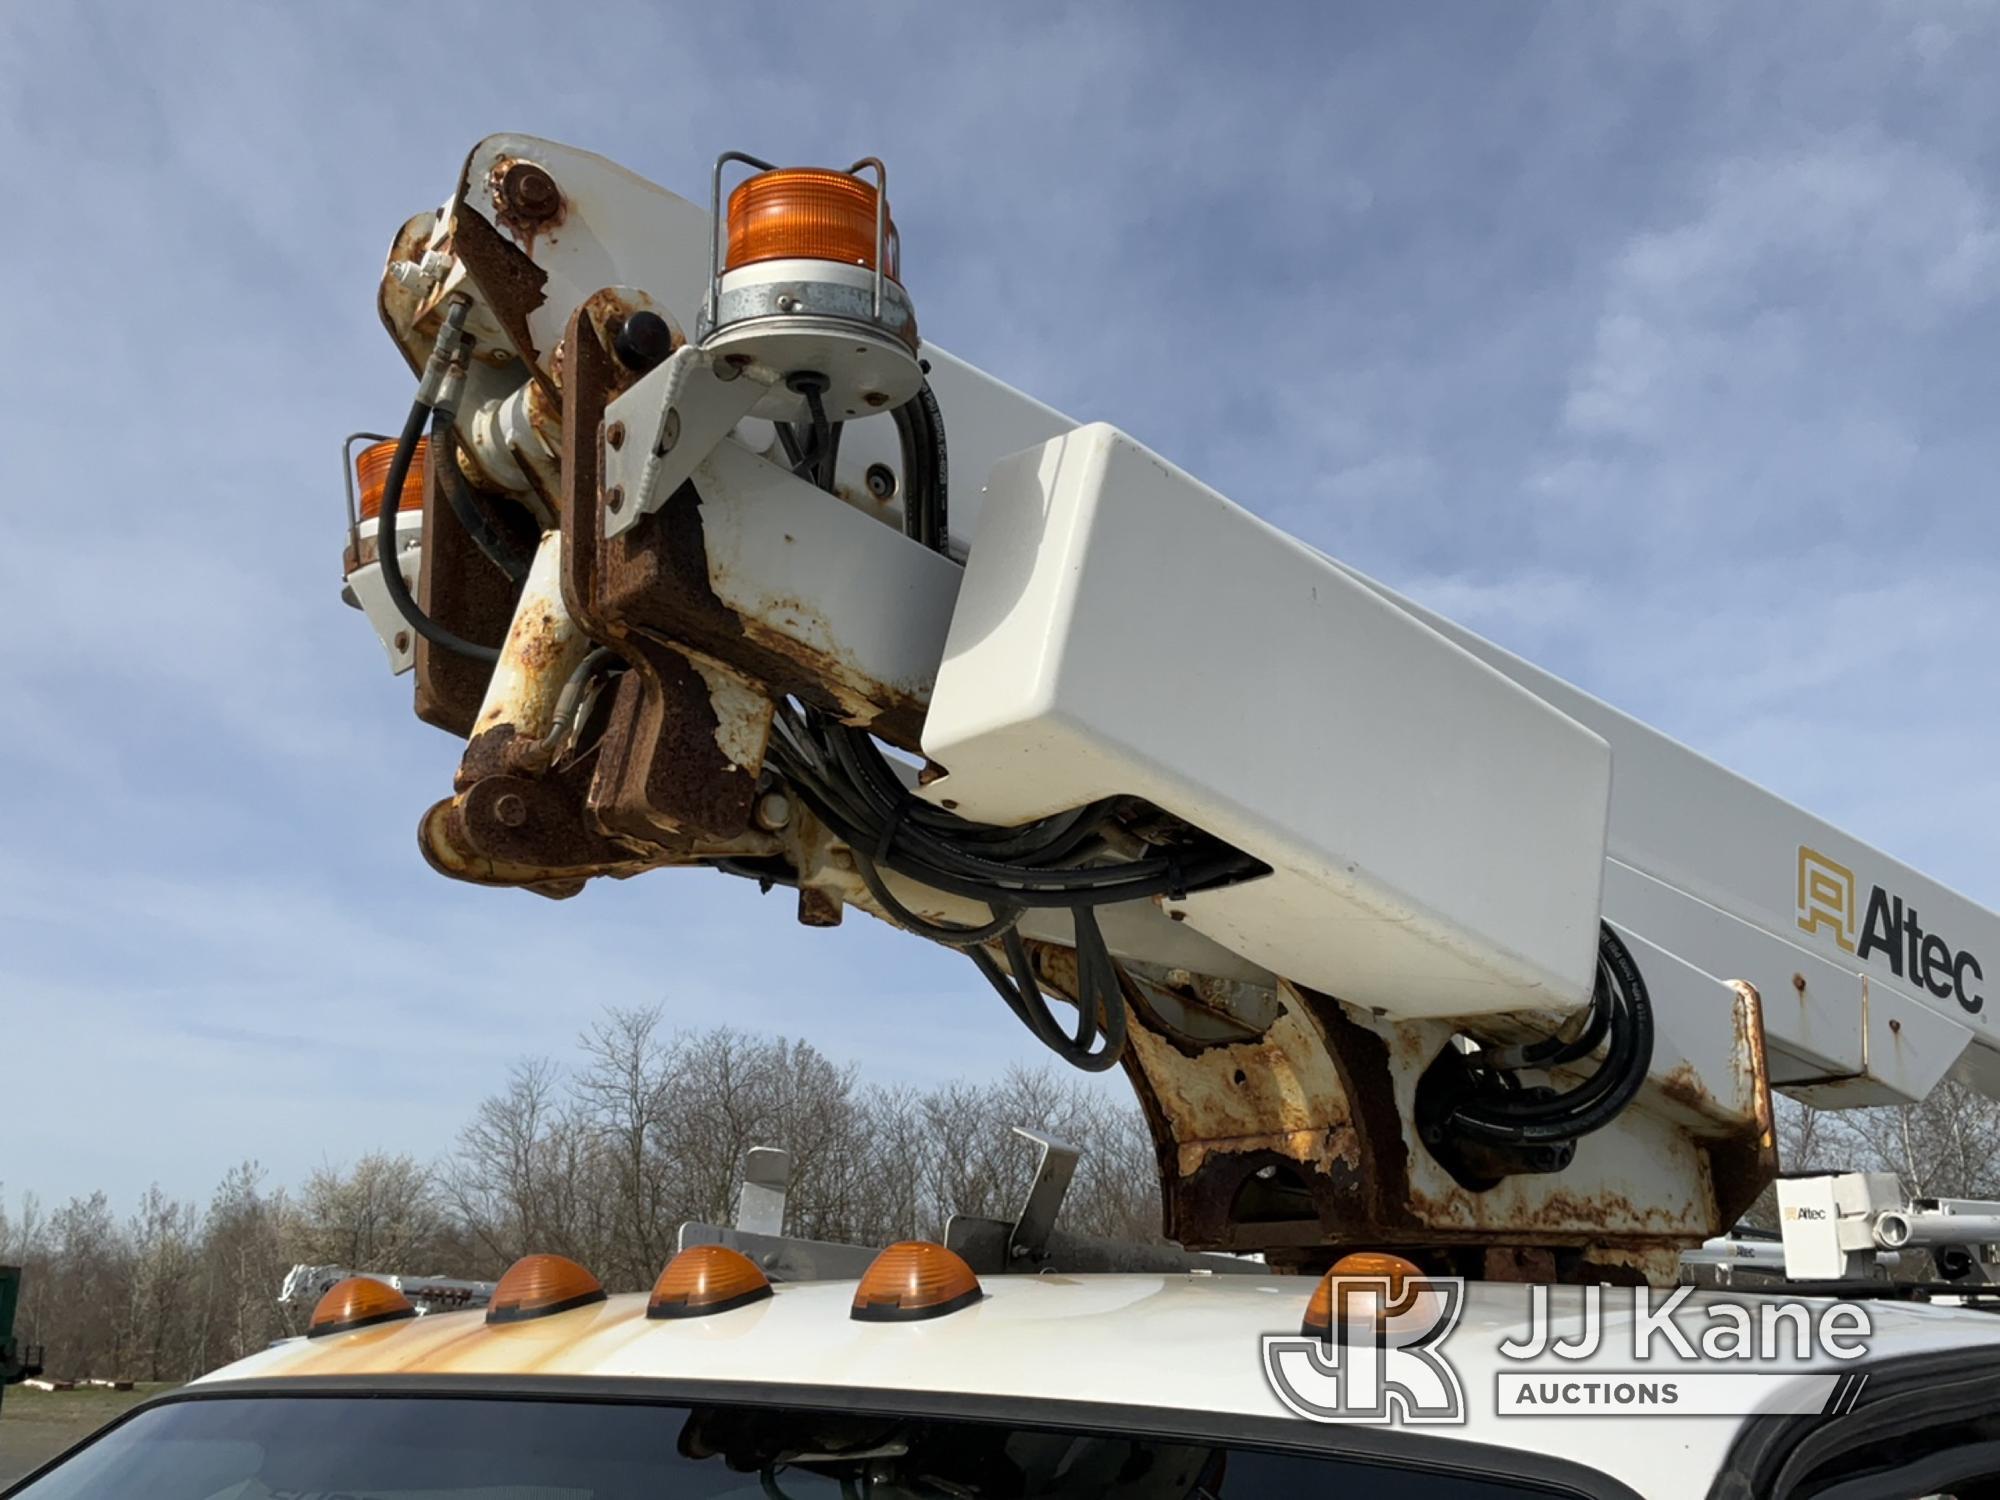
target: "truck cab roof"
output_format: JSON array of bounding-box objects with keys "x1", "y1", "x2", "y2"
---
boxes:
[{"x1": 11, "y1": 1272, "x2": 1977, "y2": 1500}]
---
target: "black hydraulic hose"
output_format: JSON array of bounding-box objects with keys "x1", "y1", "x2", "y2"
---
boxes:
[
  {"x1": 431, "y1": 412, "x2": 531, "y2": 584},
  {"x1": 373, "y1": 400, "x2": 502, "y2": 664},
  {"x1": 1469, "y1": 948, "x2": 1643, "y2": 1125},
  {"x1": 1446, "y1": 924, "x2": 1654, "y2": 1146},
  {"x1": 894, "y1": 380, "x2": 949, "y2": 552}
]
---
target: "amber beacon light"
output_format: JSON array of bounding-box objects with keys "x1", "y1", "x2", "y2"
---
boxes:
[
  {"x1": 726, "y1": 167, "x2": 898, "y2": 276},
  {"x1": 308, "y1": 1276, "x2": 417, "y2": 1339},
  {"x1": 355, "y1": 435, "x2": 430, "y2": 522},
  {"x1": 485, "y1": 1253, "x2": 607, "y2": 1325},
  {"x1": 1301, "y1": 1251, "x2": 1429, "y2": 1339},
  {"x1": 700, "y1": 151, "x2": 924, "y2": 424},
  {"x1": 850, "y1": 1241, "x2": 984, "y2": 1323},
  {"x1": 647, "y1": 1244, "x2": 774, "y2": 1320}
]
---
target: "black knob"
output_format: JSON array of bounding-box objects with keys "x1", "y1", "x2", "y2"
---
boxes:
[{"x1": 613, "y1": 311, "x2": 675, "y2": 374}]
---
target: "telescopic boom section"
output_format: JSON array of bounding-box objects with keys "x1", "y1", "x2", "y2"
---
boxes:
[{"x1": 339, "y1": 135, "x2": 1995, "y2": 1284}]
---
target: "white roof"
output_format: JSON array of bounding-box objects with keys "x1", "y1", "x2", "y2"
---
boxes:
[{"x1": 199, "y1": 1273, "x2": 2000, "y2": 1498}]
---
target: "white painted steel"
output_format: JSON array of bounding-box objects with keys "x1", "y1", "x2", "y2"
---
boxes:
[
  {"x1": 468, "y1": 533, "x2": 587, "y2": 746},
  {"x1": 920, "y1": 424, "x2": 1611, "y2": 1020},
  {"x1": 601, "y1": 343, "x2": 770, "y2": 539},
  {"x1": 1332, "y1": 566, "x2": 1996, "y2": 1106},
  {"x1": 687, "y1": 439, "x2": 965, "y2": 721},
  {"x1": 345, "y1": 509, "x2": 424, "y2": 675}
]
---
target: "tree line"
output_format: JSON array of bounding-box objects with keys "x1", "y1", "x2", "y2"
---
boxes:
[
  {"x1": 1, "y1": 1010, "x2": 1156, "y2": 1382},
  {"x1": 9, "y1": 1005, "x2": 1992, "y2": 1381}
]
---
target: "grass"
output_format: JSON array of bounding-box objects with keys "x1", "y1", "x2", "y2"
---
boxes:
[{"x1": 0, "y1": 1382, "x2": 174, "y2": 1487}]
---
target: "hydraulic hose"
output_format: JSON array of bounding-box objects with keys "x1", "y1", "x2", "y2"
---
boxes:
[
  {"x1": 431, "y1": 412, "x2": 531, "y2": 585},
  {"x1": 1444, "y1": 924, "x2": 1655, "y2": 1147},
  {"x1": 372, "y1": 301, "x2": 504, "y2": 664}
]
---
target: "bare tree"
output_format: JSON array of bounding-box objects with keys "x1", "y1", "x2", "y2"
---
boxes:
[
  {"x1": 297, "y1": 1154, "x2": 448, "y2": 1270},
  {"x1": 124, "y1": 1186, "x2": 199, "y2": 1381},
  {"x1": 16, "y1": 1011, "x2": 1181, "y2": 1377}
]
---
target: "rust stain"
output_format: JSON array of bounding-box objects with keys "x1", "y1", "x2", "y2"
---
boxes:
[
  {"x1": 448, "y1": 202, "x2": 552, "y2": 382},
  {"x1": 1656, "y1": 1059, "x2": 1716, "y2": 1116},
  {"x1": 488, "y1": 157, "x2": 566, "y2": 256},
  {"x1": 592, "y1": 475, "x2": 929, "y2": 751}
]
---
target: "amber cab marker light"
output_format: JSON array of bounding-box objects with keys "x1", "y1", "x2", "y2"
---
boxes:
[
  {"x1": 1301, "y1": 1252, "x2": 1427, "y2": 1339},
  {"x1": 355, "y1": 435, "x2": 430, "y2": 521},
  {"x1": 725, "y1": 167, "x2": 897, "y2": 277},
  {"x1": 485, "y1": 1253, "x2": 607, "y2": 1325},
  {"x1": 851, "y1": 1241, "x2": 983, "y2": 1323},
  {"x1": 308, "y1": 1276, "x2": 417, "y2": 1339},
  {"x1": 647, "y1": 1245, "x2": 773, "y2": 1321}
]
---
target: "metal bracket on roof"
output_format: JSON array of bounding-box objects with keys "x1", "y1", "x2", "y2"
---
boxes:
[
  {"x1": 736, "y1": 1146, "x2": 791, "y2": 1237},
  {"x1": 1006, "y1": 1126, "x2": 1080, "y2": 1264},
  {"x1": 944, "y1": 1124, "x2": 1265, "y2": 1277}
]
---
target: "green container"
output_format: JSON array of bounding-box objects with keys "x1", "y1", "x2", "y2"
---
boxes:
[{"x1": 1, "y1": 1264, "x2": 23, "y2": 1416}]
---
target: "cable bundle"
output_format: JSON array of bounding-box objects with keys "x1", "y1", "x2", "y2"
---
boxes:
[
  {"x1": 765, "y1": 705, "x2": 1267, "y2": 1071},
  {"x1": 1442, "y1": 923, "x2": 1655, "y2": 1147}
]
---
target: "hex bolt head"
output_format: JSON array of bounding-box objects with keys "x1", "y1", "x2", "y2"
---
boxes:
[
  {"x1": 613, "y1": 310, "x2": 675, "y2": 374},
  {"x1": 493, "y1": 793, "x2": 529, "y2": 828},
  {"x1": 605, "y1": 485, "x2": 625, "y2": 514},
  {"x1": 498, "y1": 161, "x2": 561, "y2": 224},
  {"x1": 754, "y1": 790, "x2": 793, "y2": 831},
  {"x1": 605, "y1": 420, "x2": 626, "y2": 451}
]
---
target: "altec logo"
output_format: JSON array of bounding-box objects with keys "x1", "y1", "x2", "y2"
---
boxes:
[{"x1": 1797, "y1": 846, "x2": 1985, "y2": 1014}]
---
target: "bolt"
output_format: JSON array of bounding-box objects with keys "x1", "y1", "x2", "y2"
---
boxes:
[
  {"x1": 754, "y1": 790, "x2": 793, "y2": 831},
  {"x1": 1890, "y1": 1018, "x2": 1903, "y2": 1034},
  {"x1": 612, "y1": 309, "x2": 674, "y2": 374},
  {"x1": 660, "y1": 407, "x2": 682, "y2": 453},
  {"x1": 775, "y1": 292, "x2": 800, "y2": 313},
  {"x1": 497, "y1": 161, "x2": 561, "y2": 225},
  {"x1": 393, "y1": 631, "x2": 411, "y2": 653},
  {"x1": 493, "y1": 793, "x2": 528, "y2": 828},
  {"x1": 605, "y1": 420, "x2": 626, "y2": 450},
  {"x1": 1793, "y1": 972, "x2": 1808, "y2": 994},
  {"x1": 863, "y1": 390, "x2": 889, "y2": 407},
  {"x1": 606, "y1": 485, "x2": 624, "y2": 514}
]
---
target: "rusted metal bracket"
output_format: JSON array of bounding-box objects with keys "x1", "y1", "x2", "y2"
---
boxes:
[{"x1": 1117, "y1": 979, "x2": 1777, "y2": 1284}]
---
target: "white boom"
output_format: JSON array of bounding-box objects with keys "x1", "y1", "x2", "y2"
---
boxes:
[{"x1": 338, "y1": 136, "x2": 1996, "y2": 1282}]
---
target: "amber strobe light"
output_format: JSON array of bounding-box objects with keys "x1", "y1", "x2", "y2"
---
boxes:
[
  {"x1": 725, "y1": 168, "x2": 897, "y2": 276},
  {"x1": 851, "y1": 1241, "x2": 983, "y2": 1323},
  {"x1": 355, "y1": 435, "x2": 430, "y2": 522},
  {"x1": 308, "y1": 1276, "x2": 417, "y2": 1339},
  {"x1": 647, "y1": 1245, "x2": 773, "y2": 1320},
  {"x1": 1301, "y1": 1252, "x2": 1428, "y2": 1339},
  {"x1": 485, "y1": 1254, "x2": 607, "y2": 1325}
]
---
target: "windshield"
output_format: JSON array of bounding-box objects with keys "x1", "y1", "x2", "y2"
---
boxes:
[{"x1": 6, "y1": 1393, "x2": 1574, "y2": 1499}]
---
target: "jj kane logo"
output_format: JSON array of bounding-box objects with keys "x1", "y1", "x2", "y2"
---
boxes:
[
  {"x1": 1797, "y1": 846, "x2": 1984, "y2": 1014},
  {"x1": 1263, "y1": 1279, "x2": 1875, "y2": 1426}
]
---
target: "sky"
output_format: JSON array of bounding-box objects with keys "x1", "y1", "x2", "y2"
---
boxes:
[{"x1": 2, "y1": 2, "x2": 1996, "y2": 1216}]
